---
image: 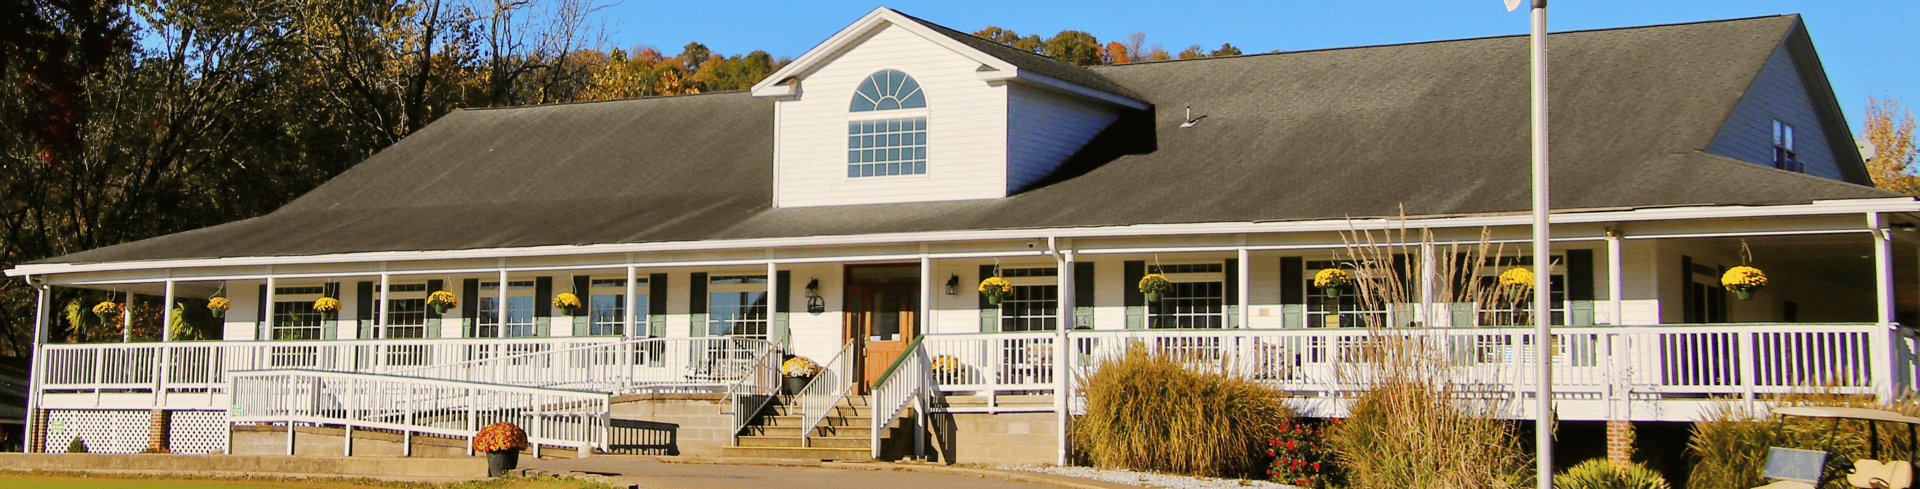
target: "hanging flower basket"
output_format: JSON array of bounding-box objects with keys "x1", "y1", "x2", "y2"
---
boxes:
[
  {"x1": 427, "y1": 290, "x2": 458, "y2": 315},
  {"x1": 1138, "y1": 273, "x2": 1172, "y2": 302},
  {"x1": 1723, "y1": 266, "x2": 1768, "y2": 300},
  {"x1": 979, "y1": 277, "x2": 1013, "y2": 305},
  {"x1": 1313, "y1": 268, "x2": 1351, "y2": 298},
  {"x1": 472, "y1": 422, "x2": 529, "y2": 477},
  {"x1": 91, "y1": 301, "x2": 118, "y2": 324},
  {"x1": 313, "y1": 297, "x2": 341, "y2": 320},
  {"x1": 1499, "y1": 267, "x2": 1535, "y2": 289},
  {"x1": 207, "y1": 297, "x2": 231, "y2": 319},
  {"x1": 553, "y1": 292, "x2": 582, "y2": 316}
]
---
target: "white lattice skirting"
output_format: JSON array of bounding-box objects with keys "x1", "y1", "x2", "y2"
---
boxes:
[
  {"x1": 44, "y1": 409, "x2": 228, "y2": 455},
  {"x1": 169, "y1": 410, "x2": 229, "y2": 454}
]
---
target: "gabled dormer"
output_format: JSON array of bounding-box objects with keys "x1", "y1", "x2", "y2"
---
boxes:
[{"x1": 752, "y1": 7, "x2": 1149, "y2": 208}]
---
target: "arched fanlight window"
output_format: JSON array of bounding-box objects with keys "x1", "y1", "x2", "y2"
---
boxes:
[
  {"x1": 846, "y1": 70, "x2": 927, "y2": 177},
  {"x1": 850, "y1": 69, "x2": 926, "y2": 112}
]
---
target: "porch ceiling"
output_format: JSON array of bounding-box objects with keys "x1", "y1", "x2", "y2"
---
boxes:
[{"x1": 1680, "y1": 234, "x2": 1920, "y2": 316}]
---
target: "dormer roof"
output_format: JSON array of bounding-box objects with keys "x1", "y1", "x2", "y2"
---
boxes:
[{"x1": 750, "y1": 7, "x2": 1148, "y2": 109}]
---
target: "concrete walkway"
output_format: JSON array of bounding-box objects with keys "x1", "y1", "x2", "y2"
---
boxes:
[{"x1": 525, "y1": 456, "x2": 1127, "y2": 489}]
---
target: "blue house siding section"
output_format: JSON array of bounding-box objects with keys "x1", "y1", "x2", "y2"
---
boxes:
[{"x1": 1705, "y1": 42, "x2": 1845, "y2": 182}]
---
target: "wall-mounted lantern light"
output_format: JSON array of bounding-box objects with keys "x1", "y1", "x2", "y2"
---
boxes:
[
  {"x1": 805, "y1": 279, "x2": 826, "y2": 314},
  {"x1": 944, "y1": 275, "x2": 960, "y2": 295}
]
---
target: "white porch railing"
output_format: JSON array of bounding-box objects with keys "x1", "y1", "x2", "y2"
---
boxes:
[
  {"x1": 230, "y1": 369, "x2": 609, "y2": 454},
  {"x1": 385, "y1": 337, "x2": 776, "y2": 394},
  {"x1": 795, "y1": 338, "x2": 857, "y2": 447},
  {"x1": 903, "y1": 323, "x2": 1909, "y2": 419},
  {"x1": 870, "y1": 336, "x2": 931, "y2": 459}
]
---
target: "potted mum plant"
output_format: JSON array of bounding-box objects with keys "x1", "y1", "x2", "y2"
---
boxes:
[
  {"x1": 428, "y1": 290, "x2": 458, "y2": 315},
  {"x1": 553, "y1": 292, "x2": 582, "y2": 316},
  {"x1": 978, "y1": 276, "x2": 1013, "y2": 305},
  {"x1": 473, "y1": 422, "x2": 530, "y2": 477},
  {"x1": 1138, "y1": 273, "x2": 1172, "y2": 302},
  {"x1": 781, "y1": 356, "x2": 822, "y2": 395},
  {"x1": 1312, "y1": 268, "x2": 1351, "y2": 298},
  {"x1": 313, "y1": 297, "x2": 342, "y2": 320},
  {"x1": 1723, "y1": 266, "x2": 1767, "y2": 300},
  {"x1": 1499, "y1": 267, "x2": 1535, "y2": 289},
  {"x1": 207, "y1": 297, "x2": 231, "y2": 319}
]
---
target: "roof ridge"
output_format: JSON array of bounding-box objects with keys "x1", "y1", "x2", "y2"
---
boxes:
[
  {"x1": 1089, "y1": 14, "x2": 1798, "y2": 70},
  {"x1": 458, "y1": 89, "x2": 752, "y2": 112}
]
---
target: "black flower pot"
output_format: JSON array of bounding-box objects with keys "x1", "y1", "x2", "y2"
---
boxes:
[
  {"x1": 784, "y1": 376, "x2": 812, "y2": 396},
  {"x1": 486, "y1": 449, "x2": 520, "y2": 477}
]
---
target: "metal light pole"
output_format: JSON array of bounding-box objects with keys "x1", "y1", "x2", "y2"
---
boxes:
[{"x1": 1505, "y1": 0, "x2": 1553, "y2": 487}]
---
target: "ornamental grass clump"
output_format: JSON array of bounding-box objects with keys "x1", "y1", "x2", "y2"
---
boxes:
[
  {"x1": 1686, "y1": 389, "x2": 1917, "y2": 489},
  {"x1": 473, "y1": 422, "x2": 530, "y2": 453},
  {"x1": 1554, "y1": 459, "x2": 1669, "y2": 489},
  {"x1": 1072, "y1": 344, "x2": 1291, "y2": 478}
]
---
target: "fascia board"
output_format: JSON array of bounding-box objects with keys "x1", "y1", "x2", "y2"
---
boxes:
[
  {"x1": 11, "y1": 198, "x2": 1916, "y2": 278},
  {"x1": 750, "y1": 7, "x2": 1016, "y2": 98},
  {"x1": 1010, "y1": 71, "x2": 1151, "y2": 110}
]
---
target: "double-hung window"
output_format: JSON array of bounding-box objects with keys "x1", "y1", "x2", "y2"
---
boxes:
[
  {"x1": 476, "y1": 281, "x2": 536, "y2": 338},
  {"x1": 999, "y1": 267, "x2": 1058, "y2": 332},
  {"x1": 1148, "y1": 263, "x2": 1225, "y2": 329},
  {"x1": 588, "y1": 278, "x2": 648, "y2": 337},
  {"x1": 847, "y1": 69, "x2": 928, "y2": 178},
  {"x1": 271, "y1": 285, "x2": 325, "y2": 340},
  {"x1": 1303, "y1": 261, "x2": 1391, "y2": 328},
  {"x1": 708, "y1": 275, "x2": 769, "y2": 339},
  {"x1": 1473, "y1": 256, "x2": 1565, "y2": 327},
  {"x1": 1774, "y1": 120, "x2": 1801, "y2": 172},
  {"x1": 375, "y1": 283, "x2": 428, "y2": 339}
]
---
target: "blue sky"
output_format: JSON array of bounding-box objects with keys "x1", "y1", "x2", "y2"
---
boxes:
[{"x1": 601, "y1": 1, "x2": 1918, "y2": 135}]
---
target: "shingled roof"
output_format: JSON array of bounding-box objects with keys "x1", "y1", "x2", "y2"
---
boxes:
[{"x1": 36, "y1": 14, "x2": 1900, "y2": 266}]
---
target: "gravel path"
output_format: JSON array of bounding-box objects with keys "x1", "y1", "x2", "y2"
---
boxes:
[{"x1": 995, "y1": 464, "x2": 1302, "y2": 489}]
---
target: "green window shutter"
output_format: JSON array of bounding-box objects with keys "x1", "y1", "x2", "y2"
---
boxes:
[
  {"x1": 1281, "y1": 257, "x2": 1303, "y2": 329},
  {"x1": 257, "y1": 284, "x2": 269, "y2": 340},
  {"x1": 1567, "y1": 250, "x2": 1595, "y2": 325},
  {"x1": 424, "y1": 279, "x2": 445, "y2": 339},
  {"x1": 533, "y1": 276, "x2": 553, "y2": 337},
  {"x1": 461, "y1": 279, "x2": 479, "y2": 338},
  {"x1": 978, "y1": 265, "x2": 999, "y2": 333},
  {"x1": 649, "y1": 273, "x2": 668, "y2": 339},
  {"x1": 689, "y1": 273, "x2": 707, "y2": 337},
  {"x1": 773, "y1": 271, "x2": 791, "y2": 349},
  {"x1": 1225, "y1": 258, "x2": 1239, "y2": 329},
  {"x1": 1452, "y1": 302, "x2": 1475, "y2": 328},
  {"x1": 1123, "y1": 261, "x2": 1145, "y2": 330},
  {"x1": 572, "y1": 275, "x2": 592, "y2": 336},
  {"x1": 1073, "y1": 262, "x2": 1095, "y2": 330},
  {"x1": 321, "y1": 282, "x2": 341, "y2": 340},
  {"x1": 355, "y1": 282, "x2": 374, "y2": 339}
]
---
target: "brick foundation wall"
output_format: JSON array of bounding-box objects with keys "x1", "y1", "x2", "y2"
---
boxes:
[
  {"x1": 28, "y1": 409, "x2": 48, "y2": 454},
  {"x1": 148, "y1": 410, "x2": 170, "y2": 453},
  {"x1": 1606, "y1": 420, "x2": 1634, "y2": 471}
]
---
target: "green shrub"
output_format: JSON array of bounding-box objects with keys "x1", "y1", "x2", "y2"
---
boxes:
[
  {"x1": 1555, "y1": 459, "x2": 1669, "y2": 489},
  {"x1": 1072, "y1": 344, "x2": 1291, "y2": 477},
  {"x1": 1686, "y1": 391, "x2": 1918, "y2": 489},
  {"x1": 1268, "y1": 418, "x2": 1343, "y2": 488},
  {"x1": 66, "y1": 437, "x2": 88, "y2": 453}
]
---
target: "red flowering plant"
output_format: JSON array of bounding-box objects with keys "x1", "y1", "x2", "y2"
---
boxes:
[
  {"x1": 1268, "y1": 418, "x2": 1342, "y2": 489},
  {"x1": 472, "y1": 422, "x2": 530, "y2": 453}
]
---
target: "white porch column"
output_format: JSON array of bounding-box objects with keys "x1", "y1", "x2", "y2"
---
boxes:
[
  {"x1": 161, "y1": 280, "x2": 176, "y2": 341},
  {"x1": 1871, "y1": 213, "x2": 1897, "y2": 401},
  {"x1": 497, "y1": 267, "x2": 509, "y2": 338},
  {"x1": 264, "y1": 276, "x2": 276, "y2": 340},
  {"x1": 1237, "y1": 247, "x2": 1250, "y2": 329},
  {"x1": 25, "y1": 279, "x2": 48, "y2": 453},
  {"x1": 1419, "y1": 241, "x2": 1437, "y2": 326},
  {"x1": 625, "y1": 264, "x2": 638, "y2": 340},
  {"x1": 767, "y1": 261, "x2": 781, "y2": 349},
  {"x1": 1607, "y1": 230, "x2": 1624, "y2": 325},
  {"x1": 377, "y1": 272, "x2": 391, "y2": 339},
  {"x1": 1054, "y1": 239, "x2": 1074, "y2": 467},
  {"x1": 121, "y1": 287, "x2": 133, "y2": 342}
]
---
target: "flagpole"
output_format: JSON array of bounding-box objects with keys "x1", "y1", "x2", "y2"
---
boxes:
[{"x1": 1521, "y1": 1, "x2": 1554, "y2": 488}]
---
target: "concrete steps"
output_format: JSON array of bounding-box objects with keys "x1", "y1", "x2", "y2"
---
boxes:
[{"x1": 727, "y1": 393, "x2": 876, "y2": 459}]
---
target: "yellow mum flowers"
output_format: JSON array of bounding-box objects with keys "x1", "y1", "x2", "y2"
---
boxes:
[
  {"x1": 207, "y1": 297, "x2": 232, "y2": 311},
  {"x1": 427, "y1": 290, "x2": 458, "y2": 314},
  {"x1": 1722, "y1": 266, "x2": 1767, "y2": 299},
  {"x1": 1313, "y1": 268, "x2": 1351, "y2": 288},
  {"x1": 312, "y1": 297, "x2": 342, "y2": 312},
  {"x1": 553, "y1": 292, "x2": 582, "y2": 309},
  {"x1": 1499, "y1": 267, "x2": 1535, "y2": 288}
]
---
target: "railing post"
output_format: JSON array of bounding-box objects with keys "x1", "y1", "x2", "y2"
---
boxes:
[
  {"x1": 466, "y1": 387, "x2": 477, "y2": 457},
  {"x1": 1737, "y1": 330, "x2": 1757, "y2": 412},
  {"x1": 1873, "y1": 325, "x2": 1897, "y2": 402}
]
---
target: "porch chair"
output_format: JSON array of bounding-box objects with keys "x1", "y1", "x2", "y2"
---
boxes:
[
  {"x1": 1846, "y1": 459, "x2": 1913, "y2": 489},
  {"x1": 1752, "y1": 447, "x2": 1829, "y2": 489}
]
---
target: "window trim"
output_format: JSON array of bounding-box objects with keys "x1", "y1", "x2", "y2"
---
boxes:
[
  {"x1": 587, "y1": 278, "x2": 648, "y2": 337},
  {"x1": 708, "y1": 275, "x2": 770, "y2": 339}
]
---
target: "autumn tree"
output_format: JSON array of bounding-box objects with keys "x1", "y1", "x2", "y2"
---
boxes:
[
  {"x1": 1101, "y1": 41, "x2": 1129, "y2": 65},
  {"x1": 1177, "y1": 44, "x2": 1206, "y2": 59},
  {"x1": 1210, "y1": 43, "x2": 1241, "y2": 57},
  {"x1": 973, "y1": 26, "x2": 1042, "y2": 53},
  {"x1": 1865, "y1": 97, "x2": 1920, "y2": 196}
]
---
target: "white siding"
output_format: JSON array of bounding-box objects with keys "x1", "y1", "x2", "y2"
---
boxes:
[
  {"x1": 784, "y1": 263, "x2": 846, "y2": 362},
  {"x1": 1006, "y1": 85, "x2": 1120, "y2": 193},
  {"x1": 774, "y1": 24, "x2": 1009, "y2": 208},
  {"x1": 223, "y1": 281, "x2": 259, "y2": 341},
  {"x1": 1705, "y1": 42, "x2": 1848, "y2": 182}
]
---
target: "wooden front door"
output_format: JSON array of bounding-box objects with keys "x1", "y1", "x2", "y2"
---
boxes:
[{"x1": 846, "y1": 283, "x2": 917, "y2": 392}]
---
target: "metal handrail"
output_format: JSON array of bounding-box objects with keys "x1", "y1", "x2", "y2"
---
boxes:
[{"x1": 796, "y1": 338, "x2": 857, "y2": 447}]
